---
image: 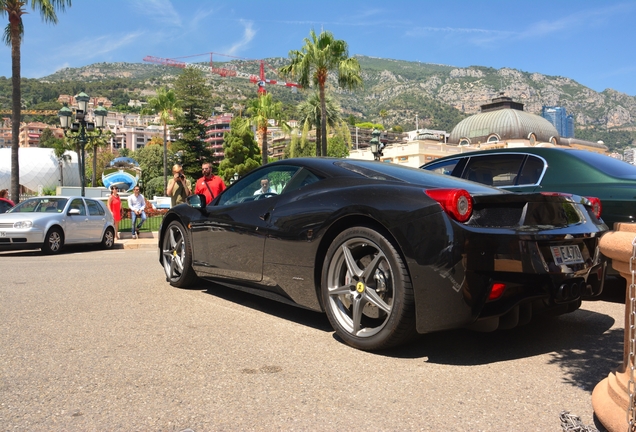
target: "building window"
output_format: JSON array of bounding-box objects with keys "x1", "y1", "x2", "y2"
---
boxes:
[
  {"x1": 528, "y1": 133, "x2": 537, "y2": 145},
  {"x1": 487, "y1": 134, "x2": 500, "y2": 143},
  {"x1": 459, "y1": 138, "x2": 470, "y2": 146}
]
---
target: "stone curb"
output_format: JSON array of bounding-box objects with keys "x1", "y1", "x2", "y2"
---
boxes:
[{"x1": 114, "y1": 232, "x2": 157, "y2": 250}]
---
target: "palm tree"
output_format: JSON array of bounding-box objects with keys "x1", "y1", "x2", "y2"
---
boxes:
[
  {"x1": 297, "y1": 91, "x2": 342, "y2": 156},
  {"x1": 146, "y1": 87, "x2": 182, "y2": 195},
  {"x1": 1, "y1": 0, "x2": 71, "y2": 203},
  {"x1": 379, "y1": 109, "x2": 388, "y2": 128},
  {"x1": 52, "y1": 140, "x2": 71, "y2": 186},
  {"x1": 246, "y1": 93, "x2": 288, "y2": 166},
  {"x1": 86, "y1": 130, "x2": 111, "y2": 186},
  {"x1": 280, "y1": 29, "x2": 362, "y2": 157}
]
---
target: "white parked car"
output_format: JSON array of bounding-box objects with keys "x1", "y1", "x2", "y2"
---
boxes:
[{"x1": 0, "y1": 196, "x2": 115, "y2": 254}]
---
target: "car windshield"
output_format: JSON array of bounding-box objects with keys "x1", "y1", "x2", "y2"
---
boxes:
[
  {"x1": 335, "y1": 160, "x2": 503, "y2": 194},
  {"x1": 572, "y1": 151, "x2": 636, "y2": 179},
  {"x1": 8, "y1": 197, "x2": 68, "y2": 213}
]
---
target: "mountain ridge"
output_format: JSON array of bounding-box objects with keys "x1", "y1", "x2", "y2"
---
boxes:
[{"x1": 2, "y1": 55, "x2": 635, "y2": 149}]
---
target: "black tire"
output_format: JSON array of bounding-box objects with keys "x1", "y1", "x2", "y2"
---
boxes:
[
  {"x1": 101, "y1": 227, "x2": 115, "y2": 249},
  {"x1": 321, "y1": 227, "x2": 416, "y2": 351},
  {"x1": 42, "y1": 227, "x2": 64, "y2": 255},
  {"x1": 161, "y1": 220, "x2": 198, "y2": 288}
]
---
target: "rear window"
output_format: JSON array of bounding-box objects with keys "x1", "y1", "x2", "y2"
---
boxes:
[{"x1": 462, "y1": 154, "x2": 526, "y2": 187}]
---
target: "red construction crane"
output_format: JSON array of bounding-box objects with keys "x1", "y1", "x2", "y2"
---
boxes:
[{"x1": 143, "y1": 52, "x2": 300, "y2": 95}]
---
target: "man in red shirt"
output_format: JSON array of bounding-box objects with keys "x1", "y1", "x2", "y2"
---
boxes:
[{"x1": 194, "y1": 162, "x2": 226, "y2": 204}]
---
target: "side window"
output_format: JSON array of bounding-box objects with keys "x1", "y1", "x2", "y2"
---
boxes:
[
  {"x1": 463, "y1": 154, "x2": 525, "y2": 187},
  {"x1": 86, "y1": 199, "x2": 105, "y2": 216},
  {"x1": 68, "y1": 198, "x2": 86, "y2": 216},
  {"x1": 218, "y1": 165, "x2": 302, "y2": 206},
  {"x1": 517, "y1": 155, "x2": 545, "y2": 185},
  {"x1": 281, "y1": 168, "x2": 321, "y2": 194},
  {"x1": 421, "y1": 158, "x2": 463, "y2": 176}
]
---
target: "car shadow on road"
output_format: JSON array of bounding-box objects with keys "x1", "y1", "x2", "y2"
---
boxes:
[
  {"x1": 197, "y1": 279, "x2": 333, "y2": 332},
  {"x1": 381, "y1": 308, "x2": 623, "y2": 392},
  {"x1": 194, "y1": 278, "x2": 622, "y2": 391}
]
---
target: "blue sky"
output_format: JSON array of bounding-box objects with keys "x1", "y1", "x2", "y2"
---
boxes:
[{"x1": 1, "y1": 0, "x2": 635, "y2": 96}]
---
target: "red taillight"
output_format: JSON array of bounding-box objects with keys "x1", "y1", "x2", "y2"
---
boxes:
[
  {"x1": 425, "y1": 188, "x2": 473, "y2": 222},
  {"x1": 488, "y1": 283, "x2": 506, "y2": 300},
  {"x1": 586, "y1": 196, "x2": 602, "y2": 219}
]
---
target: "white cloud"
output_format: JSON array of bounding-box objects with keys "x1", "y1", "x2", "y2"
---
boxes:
[
  {"x1": 63, "y1": 31, "x2": 145, "y2": 61},
  {"x1": 224, "y1": 20, "x2": 256, "y2": 56},
  {"x1": 191, "y1": 7, "x2": 217, "y2": 29},
  {"x1": 131, "y1": 0, "x2": 182, "y2": 27}
]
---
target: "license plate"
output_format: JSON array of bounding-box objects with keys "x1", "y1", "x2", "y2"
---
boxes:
[
  {"x1": 551, "y1": 245, "x2": 584, "y2": 265},
  {"x1": 0, "y1": 231, "x2": 5, "y2": 237}
]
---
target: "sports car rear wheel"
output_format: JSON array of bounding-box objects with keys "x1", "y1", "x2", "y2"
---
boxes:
[
  {"x1": 322, "y1": 227, "x2": 416, "y2": 351},
  {"x1": 42, "y1": 227, "x2": 63, "y2": 255},
  {"x1": 162, "y1": 221, "x2": 198, "y2": 288}
]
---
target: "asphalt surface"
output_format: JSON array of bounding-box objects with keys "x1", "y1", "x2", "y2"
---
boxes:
[{"x1": 0, "y1": 246, "x2": 625, "y2": 431}]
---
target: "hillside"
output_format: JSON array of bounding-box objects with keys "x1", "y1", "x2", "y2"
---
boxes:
[{"x1": 2, "y1": 56, "x2": 635, "y2": 150}]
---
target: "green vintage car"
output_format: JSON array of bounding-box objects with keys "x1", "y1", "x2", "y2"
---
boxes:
[{"x1": 421, "y1": 146, "x2": 636, "y2": 230}]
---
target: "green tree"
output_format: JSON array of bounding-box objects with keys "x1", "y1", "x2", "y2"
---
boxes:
[
  {"x1": 1, "y1": 0, "x2": 71, "y2": 203},
  {"x1": 280, "y1": 29, "x2": 362, "y2": 157},
  {"x1": 38, "y1": 127, "x2": 54, "y2": 146},
  {"x1": 145, "y1": 86, "x2": 182, "y2": 195},
  {"x1": 284, "y1": 129, "x2": 316, "y2": 159},
  {"x1": 355, "y1": 122, "x2": 384, "y2": 130},
  {"x1": 218, "y1": 117, "x2": 261, "y2": 183},
  {"x1": 52, "y1": 138, "x2": 72, "y2": 186},
  {"x1": 379, "y1": 109, "x2": 388, "y2": 128},
  {"x1": 297, "y1": 91, "x2": 341, "y2": 157},
  {"x1": 85, "y1": 148, "x2": 115, "y2": 188},
  {"x1": 175, "y1": 68, "x2": 211, "y2": 121},
  {"x1": 85, "y1": 130, "x2": 111, "y2": 187},
  {"x1": 327, "y1": 135, "x2": 349, "y2": 158},
  {"x1": 172, "y1": 68, "x2": 213, "y2": 177},
  {"x1": 133, "y1": 144, "x2": 167, "y2": 194},
  {"x1": 246, "y1": 93, "x2": 289, "y2": 166}
]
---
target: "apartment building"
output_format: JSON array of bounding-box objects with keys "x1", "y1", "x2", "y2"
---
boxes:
[{"x1": 204, "y1": 114, "x2": 232, "y2": 164}]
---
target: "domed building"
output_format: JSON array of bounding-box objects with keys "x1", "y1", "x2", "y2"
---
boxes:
[
  {"x1": 349, "y1": 95, "x2": 608, "y2": 167},
  {"x1": 448, "y1": 95, "x2": 606, "y2": 152},
  {"x1": 449, "y1": 97, "x2": 559, "y2": 145}
]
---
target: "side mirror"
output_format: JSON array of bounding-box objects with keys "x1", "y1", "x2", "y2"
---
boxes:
[
  {"x1": 68, "y1": 208, "x2": 81, "y2": 215},
  {"x1": 187, "y1": 194, "x2": 207, "y2": 209}
]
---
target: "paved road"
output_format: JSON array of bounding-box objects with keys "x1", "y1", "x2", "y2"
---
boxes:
[{"x1": 0, "y1": 247, "x2": 624, "y2": 431}]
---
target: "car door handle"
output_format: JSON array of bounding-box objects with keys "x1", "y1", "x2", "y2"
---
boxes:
[{"x1": 259, "y1": 212, "x2": 270, "y2": 221}]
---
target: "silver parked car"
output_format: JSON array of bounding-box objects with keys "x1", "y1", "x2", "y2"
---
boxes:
[{"x1": 0, "y1": 196, "x2": 115, "y2": 254}]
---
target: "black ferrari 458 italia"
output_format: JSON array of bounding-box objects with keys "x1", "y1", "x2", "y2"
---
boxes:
[{"x1": 159, "y1": 158, "x2": 608, "y2": 351}]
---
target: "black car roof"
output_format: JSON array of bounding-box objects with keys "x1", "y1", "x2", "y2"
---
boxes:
[{"x1": 269, "y1": 157, "x2": 505, "y2": 194}]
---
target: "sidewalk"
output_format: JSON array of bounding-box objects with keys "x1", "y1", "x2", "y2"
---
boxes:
[{"x1": 114, "y1": 231, "x2": 158, "y2": 250}]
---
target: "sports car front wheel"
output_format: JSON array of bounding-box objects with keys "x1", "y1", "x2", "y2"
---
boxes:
[
  {"x1": 322, "y1": 227, "x2": 416, "y2": 351},
  {"x1": 162, "y1": 221, "x2": 198, "y2": 288}
]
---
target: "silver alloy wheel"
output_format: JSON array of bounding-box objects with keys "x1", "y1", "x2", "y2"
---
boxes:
[
  {"x1": 162, "y1": 223, "x2": 186, "y2": 282},
  {"x1": 325, "y1": 237, "x2": 394, "y2": 338},
  {"x1": 48, "y1": 230, "x2": 62, "y2": 252},
  {"x1": 103, "y1": 229, "x2": 114, "y2": 248}
]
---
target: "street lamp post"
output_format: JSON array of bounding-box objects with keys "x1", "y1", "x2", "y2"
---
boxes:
[
  {"x1": 370, "y1": 128, "x2": 382, "y2": 161},
  {"x1": 58, "y1": 93, "x2": 107, "y2": 197}
]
